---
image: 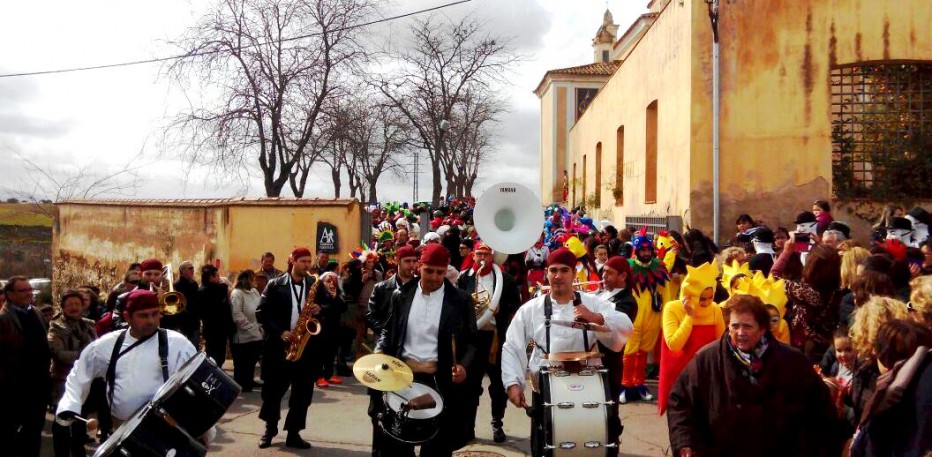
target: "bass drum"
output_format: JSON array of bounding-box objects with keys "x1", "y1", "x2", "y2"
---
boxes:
[
  {"x1": 379, "y1": 382, "x2": 444, "y2": 444},
  {"x1": 151, "y1": 352, "x2": 241, "y2": 437},
  {"x1": 540, "y1": 365, "x2": 615, "y2": 456},
  {"x1": 94, "y1": 403, "x2": 206, "y2": 457}
]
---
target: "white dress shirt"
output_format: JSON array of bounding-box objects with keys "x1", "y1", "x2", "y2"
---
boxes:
[
  {"x1": 288, "y1": 275, "x2": 305, "y2": 330},
  {"x1": 501, "y1": 292, "x2": 632, "y2": 391},
  {"x1": 57, "y1": 329, "x2": 198, "y2": 420},
  {"x1": 401, "y1": 283, "x2": 445, "y2": 362}
]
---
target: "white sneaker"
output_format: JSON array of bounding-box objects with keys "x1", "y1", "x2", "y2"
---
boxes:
[
  {"x1": 637, "y1": 385, "x2": 654, "y2": 401},
  {"x1": 619, "y1": 390, "x2": 628, "y2": 404}
]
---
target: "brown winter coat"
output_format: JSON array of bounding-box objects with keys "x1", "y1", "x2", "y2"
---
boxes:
[
  {"x1": 48, "y1": 314, "x2": 96, "y2": 404},
  {"x1": 667, "y1": 333, "x2": 838, "y2": 457}
]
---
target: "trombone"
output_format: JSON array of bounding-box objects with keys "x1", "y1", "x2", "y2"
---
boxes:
[{"x1": 150, "y1": 264, "x2": 187, "y2": 315}]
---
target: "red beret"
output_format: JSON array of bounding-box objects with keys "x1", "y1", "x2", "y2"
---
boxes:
[
  {"x1": 139, "y1": 258, "x2": 163, "y2": 272},
  {"x1": 124, "y1": 289, "x2": 160, "y2": 316},
  {"x1": 547, "y1": 247, "x2": 577, "y2": 268},
  {"x1": 604, "y1": 256, "x2": 631, "y2": 275},
  {"x1": 291, "y1": 247, "x2": 312, "y2": 260},
  {"x1": 474, "y1": 242, "x2": 493, "y2": 254},
  {"x1": 396, "y1": 245, "x2": 417, "y2": 260},
  {"x1": 420, "y1": 243, "x2": 450, "y2": 268}
]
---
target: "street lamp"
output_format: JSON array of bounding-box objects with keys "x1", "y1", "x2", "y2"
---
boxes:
[{"x1": 705, "y1": 0, "x2": 721, "y2": 245}]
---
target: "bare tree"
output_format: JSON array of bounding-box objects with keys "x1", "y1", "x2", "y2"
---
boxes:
[
  {"x1": 377, "y1": 15, "x2": 517, "y2": 204},
  {"x1": 7, "y1": 154, "x2": 142, "y2": 218},
  {"x1": 164, "y1": 0, "x2": 373, "y2": 197}
]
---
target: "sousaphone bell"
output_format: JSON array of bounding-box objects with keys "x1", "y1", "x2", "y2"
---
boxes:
[{"x1": 473, "y1": 182, "x2": 544, "y2": 256}]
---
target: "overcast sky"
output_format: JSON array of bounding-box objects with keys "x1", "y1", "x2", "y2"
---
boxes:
[{"x1": 0, "y1": 0, "x2": 646, "y2": 203}]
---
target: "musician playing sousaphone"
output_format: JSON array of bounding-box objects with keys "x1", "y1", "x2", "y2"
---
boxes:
[
  {"x1": 373, "y1": 243, "x2": 477, "y2": 456},
  {"x1": 455, "y1": 241, "x2": 521, "y2": 443},
  {"x1": 501, "y1": 247, "x2": 633, "y2": 457},
  {"x1": 255, "y1": 247, "x2": 322, "y2": 449}
]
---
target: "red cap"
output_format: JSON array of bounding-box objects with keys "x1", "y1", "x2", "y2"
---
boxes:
[
  {"x1": 546, "y1": 247, "x2": 577, "y2": 268},
  {"x1": 604, "y1": 256, "x2": 630, "y2": 275},
  {"x1": 139, "y1": 258, "x2": 163, "y2": 272},
  {"x1": 474, "y1": 242, "x2": 493, "y2": 254},
  {"x1": 420, "y1": 243, "x2": 450, "y2": 268},
  {"x1": 291, "y1": 247, "x2": 312, "y2": 260},
  {"x1": 396, "y1": 245, "x2": 417, "y2": 260},
  {"x1": 124, "y1": 289, "x2": 160, "y2": 316}
]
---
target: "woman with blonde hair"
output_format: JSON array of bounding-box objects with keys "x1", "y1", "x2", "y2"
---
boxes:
[
  {"x1": 840, "y1": 247, "x2": 871, "y2": 291},
  {"x1": 908, "y1": 275, "x2": 932, "y2": 329},
  {"x1": 846, "y1": 296, "x2": 910, "y2": 426}
]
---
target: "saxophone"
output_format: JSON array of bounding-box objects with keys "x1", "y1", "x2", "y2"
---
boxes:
[
  {"x1": 472, "y1": 261, "x2": 492, "y2": 320},
  {"x1": 284, "y1": 274, "x2": 322, "y2": 362}
]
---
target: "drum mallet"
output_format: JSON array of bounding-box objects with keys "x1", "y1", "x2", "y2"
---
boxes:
[{"x1": 55, "y1": 413, "x2": 99, "y2": 431}]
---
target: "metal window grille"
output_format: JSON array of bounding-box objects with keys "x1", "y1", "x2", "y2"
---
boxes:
[
  {"x1": 830, "y1": 63, "x2": 932, "y2": 197},
  {"x1": 624, "y1": 215, "x2": 682, "y2": 236}
]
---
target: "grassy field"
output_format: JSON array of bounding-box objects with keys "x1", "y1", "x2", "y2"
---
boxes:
[{"x1": 0, "y1": 203, "x2": 53, "y2": 227}]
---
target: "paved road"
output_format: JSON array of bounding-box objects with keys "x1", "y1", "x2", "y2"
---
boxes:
[{"x1": 40, "y1": 363, "x2": 670, "y2": 456}]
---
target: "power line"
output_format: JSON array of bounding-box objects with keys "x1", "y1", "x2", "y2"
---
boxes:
[{"x1": 0, "y1": 0, "x2": 471, "y2": 79}]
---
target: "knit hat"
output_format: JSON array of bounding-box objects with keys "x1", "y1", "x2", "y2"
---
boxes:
[
  {"x1": 396, "y1": 245, "x2": 417, "y2": 261},
  {"x1": 124, "y1": 289, "x2": 160, "y2": 316},
  {"x1": 547, "y1": 247, "x2": 577, "y2": 268},
  {"x1": 604, "y1": 256, "x2": 630, "y2": 275},
  {"x1": 291, "y1": 247, "x2": 312, "y2": 260},
  {"x1": 420, "y1": 244, "x2": 450, "y2": 268},
  {"x1": 139, "y1": 258, "x2": 163, "y2": 272}
]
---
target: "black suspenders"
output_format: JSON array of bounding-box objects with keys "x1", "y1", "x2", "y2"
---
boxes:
[
  {"x1": 542, "y1": 292, "x2": 589, "y2": 355},
  {"x1": 106, "y1": 329, "x2": 170, "y2": 410}
]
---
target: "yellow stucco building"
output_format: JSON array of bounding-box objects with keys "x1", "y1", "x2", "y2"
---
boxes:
[
  {"x1": 538, "y1": 0, "x2": 932, "y2": 242},
  {"x1": 53, "y1": 198, "x2": 364, "y2": 291}
]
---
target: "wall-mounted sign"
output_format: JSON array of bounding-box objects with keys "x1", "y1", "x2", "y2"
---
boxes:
[{"x1": 316, "y1": 222, "x2": 339, "y2": 254}]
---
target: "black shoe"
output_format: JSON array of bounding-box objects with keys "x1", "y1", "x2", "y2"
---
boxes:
[
  {"x1": 492, "y1": 426, "x2": 506, "y2": 443},
  {"x1": 259, "y1": 427, "x2": 277, "y2": 449},
  {"x1": 285, "y1": 433, "x2": 312, "y2": 449}
]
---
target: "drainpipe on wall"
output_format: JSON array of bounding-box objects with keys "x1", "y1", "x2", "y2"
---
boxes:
[{"x1": 706, "y1": 0, "x2": 721, "y2": 245}]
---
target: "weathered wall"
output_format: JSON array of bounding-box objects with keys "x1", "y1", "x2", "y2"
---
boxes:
[
  {"x1": 226, "y1": 202, "x2": 363, "y2": 272},
  {"x1": 569, "y1": 0, "x2": 694, "y2": 226},
  {"x1": 540, "y1": 85, "x2": 556, "y2": 202},
  {"x1": 54, "y1": 203, "x2": 221, "y2": 292},
  {"x1": 689, "y1": 0, "x2": 932, "y2": 242}
]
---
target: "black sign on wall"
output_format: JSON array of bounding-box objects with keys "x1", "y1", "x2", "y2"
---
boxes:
[{"x1": 316, "y1": 222, "x2": 339, "y2": 254}]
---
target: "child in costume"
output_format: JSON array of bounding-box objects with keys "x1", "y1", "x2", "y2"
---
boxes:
[
  {"x1": 564, "y1": 236, "x2": 600, "y2": 292},
  {"x1": 658, "y1": 259, "x2": 725, "y2": 414},
  {"x1": 622, "y1": 228, "x2": 672, "y2": 403}
]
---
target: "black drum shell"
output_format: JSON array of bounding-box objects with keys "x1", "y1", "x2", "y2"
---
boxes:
[
  {"x1": 95, "y1": 405, "x2": 206, "y2": 457},
  {"x1": 154, "y1": 352, "x2": 241, "y2": 438}
]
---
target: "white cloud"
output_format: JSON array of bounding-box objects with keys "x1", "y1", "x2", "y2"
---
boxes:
[{"x1": 0, "y1": 0, "x2": 646, "y2": 202}]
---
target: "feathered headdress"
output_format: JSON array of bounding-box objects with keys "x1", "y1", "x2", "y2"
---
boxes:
[
  {"x1": 350, "y1": 243, "x2": 379, "y2": 262},
  {"x1": 631, "y1": 227, "x2": 654, "y2": 253}
]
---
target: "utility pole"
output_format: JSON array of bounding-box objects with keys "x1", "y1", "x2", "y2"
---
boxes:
[{"x1": 411, "y1": 149, "x2": 420, "y2": 202}]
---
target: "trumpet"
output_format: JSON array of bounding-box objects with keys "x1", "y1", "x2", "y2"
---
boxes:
[
  {"x1": 150, "y1": 264, "x2": 186, "y2": 315},
  {"x1": 534, "y1": 280, "x2": 604, "y2": 295}
]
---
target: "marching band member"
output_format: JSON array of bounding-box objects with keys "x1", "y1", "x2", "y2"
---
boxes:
[
  {"x1": 256, "y1": 247, "x2": 321, "y2": 449},
  {"x1": 501, "y1": 248, "x2": 632, "y2": 456},
  {"x1": 455, "y1": 242, "x2": 521, "y2": 443},
  {"x1": 374, "y1": 243, "x2": 477, "y2": 457},
  {"x1": 56, "y1": 290, "x2": 197, "y2": 434},
  {"x1": 366, "y1": 245, "x2": 418, "y2": 334},
  {"x1": 597, "y1": 256, "x2": 638, "y2": 448},
  {"x1": 110, "y1": 258, "x2": 165, "y2": 330}
]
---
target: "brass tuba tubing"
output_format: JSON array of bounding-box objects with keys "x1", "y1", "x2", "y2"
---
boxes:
[{"x1": 156, "y1": 264, "x2": 187, "y2": 315}]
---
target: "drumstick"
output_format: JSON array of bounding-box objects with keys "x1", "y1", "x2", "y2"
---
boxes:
[
  {"x1": 452, "y1": 336, "x2": 458, "y2": 367},
  {"x1": 72, "y1": 415, "x2": 99, "y2": 431}
]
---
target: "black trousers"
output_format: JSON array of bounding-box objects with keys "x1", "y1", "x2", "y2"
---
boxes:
[
  {"x1": 259, "y1": 348, "x2": 319, "y2": 432},
  {"x1": 368, "y1": 373, "x2": 465, "y2": 457},
  {"x1": 317, "y1": 325, "x2": 341, "y2": 379},
  {"x1": 465, "y1": 329, "x2": 507, "y2": 435},
  {"x1": 0, "y1": 389, "x2": 46, "y2": 457},
  {"x1": 205, "y1": 335, "x2": 229, "y2": 368},
  {"x1": 231, "y1": 341, "x2": 263, "y2": 390},
  {"x1": 52, "y1": 421, "x2": 87, "y2": 457}
]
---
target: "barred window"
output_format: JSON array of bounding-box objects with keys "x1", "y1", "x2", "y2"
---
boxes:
[{"x1": 831, "y1": 63, "x2": 932, "y2": 199}]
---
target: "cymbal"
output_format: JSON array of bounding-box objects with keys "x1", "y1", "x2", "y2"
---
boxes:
[
  {"x1": 543, "y1": 351, "x2": 604, "y2": 362},
  {"x1": 549, "y1": 319, "x2": 610, "y2": 333},
  {"x1": 353, "y1": 354, "x2": 414, "y2": 391}
]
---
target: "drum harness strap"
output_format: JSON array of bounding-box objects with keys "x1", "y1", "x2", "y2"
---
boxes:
[
  {"x1": 106, "y1": 329, "x2": 169, "y2": 411},
  {"x1": 542, "y1": 292, "x2": 588, "y2": 356}
]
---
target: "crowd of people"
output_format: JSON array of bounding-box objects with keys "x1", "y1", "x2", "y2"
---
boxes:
[{"x1": 1, "y1": 197, "x2": 930, "y2": 457}]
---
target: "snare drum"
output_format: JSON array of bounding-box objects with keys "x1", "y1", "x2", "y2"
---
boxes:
[
  {"x1": 94, "y1": 403, "x2": 206, "y2": 457},
  {"x1": 379, "y1": 382, "x2": 444, "y2": 444},
  {"x1": 540, "y1": 365, "x2": 615, "y2": 456},
  {"x1": 151, "y1": 352, "x2": 241, "y2": 437}
]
